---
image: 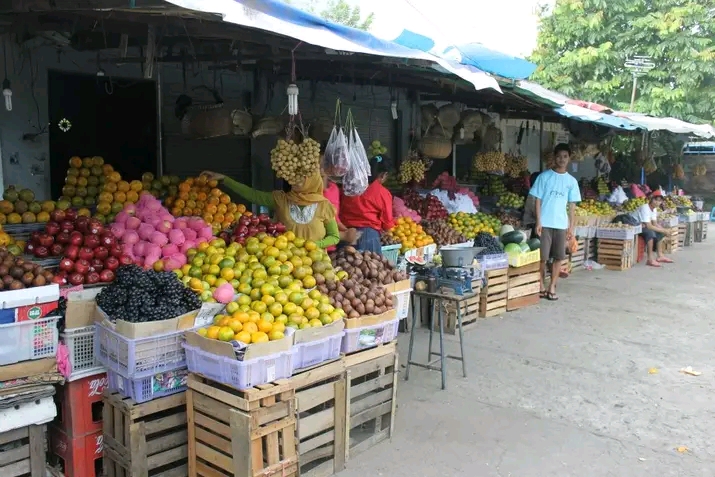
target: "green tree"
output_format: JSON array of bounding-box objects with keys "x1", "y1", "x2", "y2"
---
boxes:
[
  {"x1": 530, "y1": 0, "x2": 715, "y2": 123},
  {"x1": 283, "y1": 0, "x2": 374, "y2": 31}
]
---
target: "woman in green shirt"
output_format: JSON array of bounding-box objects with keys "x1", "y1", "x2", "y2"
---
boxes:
[{"x1": 201, "y1": 171, "x2": 340, "y2": 249}]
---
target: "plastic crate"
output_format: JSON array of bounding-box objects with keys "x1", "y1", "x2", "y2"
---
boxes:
[
  {"x1": 507, "y1": 249, "x2": 541, "y2": 267},
  {"x1": 0, "y1": 315, "x2": 60, "y2": 366},
  {"x1": 62, "y1": 326, "x2": 104, "y2": 380},
  {"x1": 341, "y1": 318, "x2": 399, "y2": 354},
  {"x1": 392, "y1": 288, "x2": 412, "y2": 320},
  {"x1": 183, "y1": 344, "x2": 292, "y2": 390},
  {"x1": 107, "y1": 368, "x2": 188, "y2": 404},
  {"x1": 573, "y1": 225, "x2": 595, "y2": 238},
  {"x1": 477, "y1": 253, "x2": 509, "y2": 270},
  {"x1": 679, "y1": 214, "x2": 697, "y2": 223},
  {"x1": 595, "y1": 227, "x2": 635, "y2": 240},
  {"x1": 381, "y1": 244, "x2": 401, "y2": 264},
  {"x1": 95, "y1": 321, "x2": 189, "y2": 379},
  {"x1": 291, "y1": 333, "x2": 342, "y2": 371}
]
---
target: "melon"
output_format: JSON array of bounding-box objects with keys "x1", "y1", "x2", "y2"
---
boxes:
[
  {"x1": 527, "y1": 238, "x2": 541, "y2": 251},
  {"x1": 501, "y1": 230, "x2": 525, "y2": 245},
  {"x1": 499, "y1": 224, "x2": 515, "y2": 237},
  {"x1": 519, "y1": 243, "x2": 530, "y2": 253},
  {"x1": 504, "y1": 243, "x2": 522, "y2": 255}
]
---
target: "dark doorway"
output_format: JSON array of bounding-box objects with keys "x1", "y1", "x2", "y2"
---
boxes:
[{"x1": 47, "y1": 71, "x2": 157, "y2": 199}]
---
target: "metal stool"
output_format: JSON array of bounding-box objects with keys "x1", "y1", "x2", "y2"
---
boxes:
[{"x1": 404, "y1": 289, "x2": 474, "y2": 390}]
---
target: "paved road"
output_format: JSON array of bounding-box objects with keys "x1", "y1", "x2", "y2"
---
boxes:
[{"x1": 338, "y1": 241, "x2": 715, "y2": 477}]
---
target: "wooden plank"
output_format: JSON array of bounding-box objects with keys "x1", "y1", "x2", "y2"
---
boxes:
[
  {"x1": 506, "y1": 292, "x2": 540, "y2": 311},
  {"x1": 28, "y1": 425, "x2": 44, "y2": 477}
]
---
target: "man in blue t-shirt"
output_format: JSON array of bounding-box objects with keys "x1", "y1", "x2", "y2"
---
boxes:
[{"x1": 529, "y1": 144, "x2": 582, "y2": 301}]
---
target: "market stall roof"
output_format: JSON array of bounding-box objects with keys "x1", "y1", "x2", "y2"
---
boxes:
[
  {"x1": 555, "y1": 104, "x2": 639, "y2": 131},
  {"x1": 612, "y1": 112, "x2": 715, "y2": 138},
  {"x1": 162, "y1": 0, "x2": 534, "y2": 90}
]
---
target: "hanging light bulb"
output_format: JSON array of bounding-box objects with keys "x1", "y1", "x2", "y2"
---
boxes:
[
  {"x1": 287, "y1": 83, "x2": 299, "y2": 115},
  {"x1": 391, "y1": 101, "x2": 398, "y2": 120},
  {"x1": 459, "y1": 127, "x2": 465, "y2": 140},
  {"x1": 2, "y1": 78, "x2": 11, "y2": 112}
]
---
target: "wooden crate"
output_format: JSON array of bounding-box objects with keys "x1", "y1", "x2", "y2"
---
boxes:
[
  {"x1": 596, "y1": 238, "x2": 634, "y2": 271},
  {"x1": 103, "y1": 392, "x2": 188, "y2": 477},
  {"x1": 294, "y1": 359, "x2": 347, "y2": 477},
  {"x1": 186, "y1": 374, "x2": 298, "y2": 477},
  {"x1": 663, "y1": 227, "x2": 679, "y2": 254},
  {"x1": 702, "y1": 220, "x2": 709, "y2": 241},
  {"x1": 431, "y1": 290, "x2": 481, "y2": 334},
  {"x1": 506, "y1": 262, "x2": 540, "y2": 311},
  {"x1": 677, "y1": 223, "x2": 686, "y2": 248},
  {"x1": 344, "y1": 342, "x2": 397, "y2": 461},
  {"x1": 479, "y1": 268, "x2": 508, "y2": 317},
  {"x1": 570, "y1": 238, "x2": 595, "y2": 270},
  {"x1": 0, "y1": 425, "x2": 46, "y2": 477},
  {"x1": 694, "y1": 220, "x2": 708, "y2": 242}
]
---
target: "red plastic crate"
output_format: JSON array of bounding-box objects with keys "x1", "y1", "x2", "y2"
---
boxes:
[
  {"x1": 49, "y1": 427, "x2": 103, "y2": 477},
  {"x1": 54, "y1": 372, "x2": 108, "y2": 437}
]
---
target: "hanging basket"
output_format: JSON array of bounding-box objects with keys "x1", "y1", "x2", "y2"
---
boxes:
[
  {"x1": 419, "y1": 135, "x2": 452, "y2": 159},
  {"x1": 231, "y1": 110, "x2": 253, "y2": 136},
  {"x1": 251, "y1": 116, "x2": 285, "y2": 138},
  {"x1": 183, "y1": 103, "x2": 233, "y2": 139}
]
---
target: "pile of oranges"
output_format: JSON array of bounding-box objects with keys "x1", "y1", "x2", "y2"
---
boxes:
[
  {"x1": 62, "y1": 156, "x2": 113, "y2": 209},
  {"x1": 198, "y1": 308, "x2": 286, "y2": 344},
  {"x1": 165, "y1": 175, "x2": 246, "y2": 233},
  {"x1": 387, "y1": 217, "x2": 435, "y2": 253},
  {"x1": 95, "y1": 171, "x2": 145, "y2": 223}
]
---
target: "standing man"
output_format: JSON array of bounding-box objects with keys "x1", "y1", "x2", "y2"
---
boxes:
[
  {"x1": 529, "y1": 144, "x2": 581, "y2": 301},
  {"x1": 630, "y1": 190, "x2": 673, "y2": 267}
]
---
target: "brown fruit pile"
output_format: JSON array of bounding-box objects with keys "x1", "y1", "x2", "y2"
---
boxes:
[
  {"x1": 331, "y1": 246, "x2": 407, "y2": 285},
  {"x1": 317, "y1": 278, "x2": 394, "y2": 319},
  {"x1": 421, "y1": 220, "x2": 466, "y2": 246},
  {"x1": 0, "y1": 249, "x2": 55, "y2": 290}
]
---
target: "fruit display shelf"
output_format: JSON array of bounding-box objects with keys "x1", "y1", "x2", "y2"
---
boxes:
[{"x1": 4, "y1": 223, "x2": 45, "y2": 241}]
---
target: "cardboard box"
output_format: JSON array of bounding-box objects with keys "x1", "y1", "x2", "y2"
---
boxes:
[
  {"x1": 293, "y1": 319, "x2": 344, "y2": 344},
  {"x1": 387, "y1": 279, "x2": 412, "y2": 294},
  {"x1": 344, "y1": 308, "x2": 397, "y2": 329},
  {"x1": 96, "y1": 306, "x2": 199, "y2": 339},
  {"x1": 65, "y1": 288, "x2": 103, "y2": 329},
  {"x1": 0, "y1": 284, "x2": 60, "y2": 324},
  {"x1": 184, "y1": 329, "x2": 293, "y2": 361}
]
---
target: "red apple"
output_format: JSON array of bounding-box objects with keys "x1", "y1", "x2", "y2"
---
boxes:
[
  {"x1": 94, "y1": 246, "x2": 109, "y2": 260},
  {"x1": 99, "y1": 269, "x2": 115, "y2": 283},
  {"x1": 78, "y1": 247, "x2": 94, "y2": 262},
  {"x1": 104, "y1": 256, "x2": 119, "y2": 271},
  {"x1": 100, "y1": 233, "x2": 116, "y2": 248},
  {"x1": 25, "y1": 242, "x2": 35, "y2": 254},
  {"x1": 258, "y1": 213, "x2": 271, "y2": 225},
  {"x1": 86, "y1": 272, "x2": 100, "y2": 285},
  {"x1": 50, "y1": 209, "x2": 65, "y2": 223},
  {"x1": 90, "y1": 258, "x2": 104, "y2": 272},
  {"x1": 60, "y1": 220, "x2": 75, "y2": 233},
  {"x1": 64, "y1": 209, "x2": 77, "y2": 221},
  {"x1": 109, "y1": 244, "x2": 123, "y2": 258},
  {"x1": 56, "y1": 231, "x2": 71, "y2": 244},
  {"x1": 30, "y1": 231, "x2": 41, "y2": 244},
  {"x1": 88, "y1": 219, "x2": 104, "y2": 236},
  {"x1": 68, "y1": 273, "x2": 85, "y2": 286},
  {"x1": 74, "y1": 259, "x2": 90, "y2": 275},
  {"x1": 250, "y1": 216, "x2": 260, "y2": 226},
  {"x1": 119, "y1": 255, "x2": 134, "y2": 266},
  {"x1": 45, "y1": 221, "x2": 60, "y2": 236},
  {"x1": 35, "y1": 246, "x2": 49, "y2": 258},
  {"x1": 69, "y1": 231, "x2": 83, "y2": 246},
  {"x1": 75, "y1": 216, "x2": 90, "y2": 233},
  {"x1": 83, "y1": 235, "x2": 100, "y2": 249},
  {"x1": 38, "y1": 233, "x2": 54, "y2": 247},
  {"x1": 50, "y1": 243, "x2": 64, "y2": 256},
  {"x1": 257, "y1": 224, "x2": 266, "y2": 233},
  {"x1": 64, "y1": 245, "x2": 80, "y2": 261},
  {"x1": 52, "y1": 273, "x2": 67, "y2": 286},
  {"x1": 59, "y1": 258, "x2": 74, "y2": 272},
  {"x1": 238, "y1": 216, "x2": 250, "y2": 226}
]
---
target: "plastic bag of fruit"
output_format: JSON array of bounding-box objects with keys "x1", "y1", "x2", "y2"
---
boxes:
[
  {"x1": 342, "y1": 113, "x2": 371, "y2": 196},
  {"x1": 323, "y1": 100, "x2": 350, "y2": 177}
]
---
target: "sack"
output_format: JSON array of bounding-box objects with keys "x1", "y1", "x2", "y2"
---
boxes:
[
  {"x1": 323, "y1": 126, "x2": 350, "y2": 177},
  {"x1": 343, "y1": 126, "x2": 370, "y2": 196}
]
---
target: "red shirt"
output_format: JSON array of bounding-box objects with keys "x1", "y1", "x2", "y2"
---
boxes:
[
  {"x1": 324, "y1": 181, "x2": 340, "y2": 216},
  {"x1": 340, "y1": 181, "x2": 395, "y2": 231}
]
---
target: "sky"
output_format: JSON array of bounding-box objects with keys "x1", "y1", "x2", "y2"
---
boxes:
[{"x1": 292, "y1": 0, "x2": 554, "y2": 58}]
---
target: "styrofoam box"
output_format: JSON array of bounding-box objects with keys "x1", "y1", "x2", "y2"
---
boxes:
[
  {"x1": 341, "y1": 318, "x2": 399, "y2": 354},
  {"x1": 0, "y1": 396, "x2": 56, "y2": 434},
  {"x1": 392, "y1": 288, "x2": 413, "y2": 320},
  {"x1": 291, "y1": 333, "x2": 342, "y2": 371}
]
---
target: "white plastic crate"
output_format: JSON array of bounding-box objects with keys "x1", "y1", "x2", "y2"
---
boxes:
[
  {"x1": 62, "y1": 325, "x2": 105, "y2": 381},
  {"x1": 341, "y1": 318, "x2": 399, "y2": 354},
  {"x1": 0, "y1": 316, "x2": 60, "y2": 366},
  {"x1": 392, "y1": 288, "x2": 413, "y2": 320},
  {"x1": 291, "y1": 333, "x2": 342, "y2": 371},
  {"x1": 184, "y1": 344, "x2": 292, "y2": 390},
  {"x1": 595, "y1": 227, "x2": 635, "y2": 240}
]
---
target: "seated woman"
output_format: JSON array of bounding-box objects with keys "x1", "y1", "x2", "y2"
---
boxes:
[
  {"x1": 630, "y1": 190, "x2": 673, "y2": 267},
  {"x1": 339, "y1": 156, "x2": 395, "y2": 254},
  {"x1": 200, "y1": 170, "x2": 340, "y2": 249}
]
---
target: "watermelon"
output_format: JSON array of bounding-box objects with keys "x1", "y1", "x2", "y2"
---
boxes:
[
  {"x1": 499, "y1": 224, "x2": 515, "y2": 237},
  {"x1": 519, "y1": 243, "x2": 530, "y2": 253},
  {"x1": 504, "y1": 243, "x2": 522, "y2": 255},
  {"x1": 527, "y1": 238, "x2": 541, "y2": 251},
  {"x1": 501, "y1": 230, "x2": 525, "y2": 245}
]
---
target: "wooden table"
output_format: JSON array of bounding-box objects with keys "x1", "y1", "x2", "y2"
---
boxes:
[{"x1": 404, "y1": 289, "x2": 476, "y2": 390}]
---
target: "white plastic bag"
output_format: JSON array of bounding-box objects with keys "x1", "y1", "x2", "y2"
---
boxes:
[
  {"x1": 343, "y1": 126, "x2": 370, "y2": 196},
  {"x1": 323, "y1": 126, "x2": 349, "y2": 177},
  {"x1": 608, "y1": 186, "x2": 628, "y2": 205}
]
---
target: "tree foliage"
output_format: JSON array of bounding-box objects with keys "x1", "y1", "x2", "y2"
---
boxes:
[
  {"x1": 284, "y1": 0, "x2": 374, "y2": 31},
  {"x1": 530, "y1": 0, "x2": 715, "y2": 123}
]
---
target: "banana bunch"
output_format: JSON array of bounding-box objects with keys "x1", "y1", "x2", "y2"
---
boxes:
[
  {"x1": 693, "y1": 163, "x2": 707, "y2": 177},
  {"x1": 673, "y1": 164, "x2": 685, "y2": 180},
  {"x1": 399, "y1": 159, "x2": 426, "y2": 183},
  {"x1": 369, "y1": 140, "x2": 388, "y2": 158},
  {"x1": 596, "y1": 177, "x2": 609, "y2": 196},
  {"x1": 473, "y1": 151, "x2": 506, "y2": 173},
  {"x1": 644, "y1": 157, "x2": 657, "y2": 175},
  {"x1": 622, "y1": 197, "x2": 647, "y2": 212},
  {"x1": 505, "y1": 154, "x2": 528, "y2": 178}
]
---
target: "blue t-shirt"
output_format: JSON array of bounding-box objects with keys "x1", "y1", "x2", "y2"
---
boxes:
[{"x1": 529, "y1": 170, "x2": 581, "y2": 230}]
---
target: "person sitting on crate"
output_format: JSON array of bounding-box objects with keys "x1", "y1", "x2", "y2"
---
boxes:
[{"x1": 629, "y1": 190, "x2": 673, "y2": 267}]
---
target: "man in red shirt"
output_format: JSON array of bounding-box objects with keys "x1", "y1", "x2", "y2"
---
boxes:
[{"x1": 340, "y1": 156, "x2": 394, "y2": 254}]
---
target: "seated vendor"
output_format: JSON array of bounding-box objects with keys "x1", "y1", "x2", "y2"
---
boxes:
[{"x1": 630, "y1": 190, "x2": 673, "y2": 267}]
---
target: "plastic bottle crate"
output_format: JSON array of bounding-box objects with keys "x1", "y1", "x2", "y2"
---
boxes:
[
  {"x1": 0, "y1": 315, "x2": 60, "y2": 366},
  {"x1": 392, "y1": 288, "x2": 413, "y2": 320},
  {"x1": 183, "y1": 344, "x2": 292, "y2": 389},
  {"x1": 381, "y1": 244, "x2": 401, "y2": 264},
  {"x1": 477, "y1": 253, "x2": 509, "y2": 271},
  {"x1": 49, "y1": 427, "x2": 103, "y2": 477},
  {"x1": 95, "y1": 321, "x2": 189, "y2": 378},
  {"x1": 54, "y1": 373, "x2": 107, "y2": 437},
  {"x1": 341, "y1": 318, "x2": 399, "y2": 354},
  {"x1": 62, "y1": 325, "x2": 104, "y2": 381},
  {"x1": 106, "y1": 367, "x2": 189, "y2": 404},
  {"x1": 291, "y1": 333, "x2": 342, "y2": 371}
]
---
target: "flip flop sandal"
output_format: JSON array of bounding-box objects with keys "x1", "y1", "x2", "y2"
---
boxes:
[
  {"x1": 647, "y1": 261, "x2": 662, "y2": 267},
  {"x1": 545, "y1": 292, "x2": 559, "y2": 301},
  {"x1": 658, "y1": 257, "x2": 674, "y2": 263},
  {"x1": 539, "y1": 290, "x2": 548, "y2": 299}
]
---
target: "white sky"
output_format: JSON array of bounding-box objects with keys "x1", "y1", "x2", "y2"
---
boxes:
[{"x1": 294, "y1": 0, "x2": 552, "y2": 58}]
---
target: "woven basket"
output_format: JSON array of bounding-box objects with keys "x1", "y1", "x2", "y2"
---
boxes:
[
  {"x1": 421, "y1": 104, "x2": 439, "y2": 133},
  {"x1": 231, "y1": 110, "x2": 253, "y2": 136},
  {"x1": 419, "y1": 135, "x2": 452, "y2": 159},
  {"x1": 184, "y1": 103, "x2": 233, "y2": 139},
  {"x1": 251, "y1": 116, "x2": 285, "y2": 138},
  {"x1": 437, "y1": 103, "x2": 461, "y2": 130}
]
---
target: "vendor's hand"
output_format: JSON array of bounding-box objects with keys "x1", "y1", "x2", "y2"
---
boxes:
[
  {"x1": 535, "y1": 223, "x2": 542, "y2": 237},
  {"x1": 342, "y1": 228, "x2": 359, "y2": 244},
  {"x1": 566, "y1": 227, "x2": 574, "y2": 241},
  {"x1": 201, "y1": 171, "x2": 225, "y2": 181}
]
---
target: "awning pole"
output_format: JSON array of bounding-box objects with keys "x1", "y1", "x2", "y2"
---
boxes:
[
  {"x1": 452, "y1": 143, "x2": 457, "y2": 177},
  {"x1": 539, "y1": 116, "x2": 544, "y2": 172}
]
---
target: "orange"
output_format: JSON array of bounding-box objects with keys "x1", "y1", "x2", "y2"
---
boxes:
[
  {"x1": 126, "y1": 191, "x2": 139, "y2": 203},
  {"x1": 117, "y1": 180, "x2": 130, "y2": 192},
  {"x1": 219, "y1": 193, "x2": 231, "y2": 204},
  {"x1": 217, "y1": 326, "x2": 234, "y2": 341},
  {"x1": 206, "y1": 326, "x2": 221, "y2": 340},
  {"x1": 243, "y1": 322, "x2": 258, "y2": 334},
  {"x1": 227, "y1": 319, "x2": 243, "y2": 333},
  {"x1": 235, "y1": 331, "x2": 252, "y2": 344},
  {"x1": 247, "y1": 311, "x2": 260, "y2": 323},
  {"x1": 232, "y1": 311, "x2": 250, "y2": 323},
  {"x1": 257, "y1": 319, "x2": 273, "y2": 334},
  {"x1": 217, "y1": 203, "x2": 228, "y2": 214},
  {"x1": 104, "y1": 182, "x2": 118, "y2": 193},
  {"x1": 251, "y1": 331, "x2": 269, "y2": 344},
  {"x1": 69, "y1": 156, "x2": 83, "y2": 168},
  {"x1": 210, "y1": 188, "x2": 222, "y2": 197},
  {"x1": 268, "y1": 330, "x2": 285, "y2": 341}
]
